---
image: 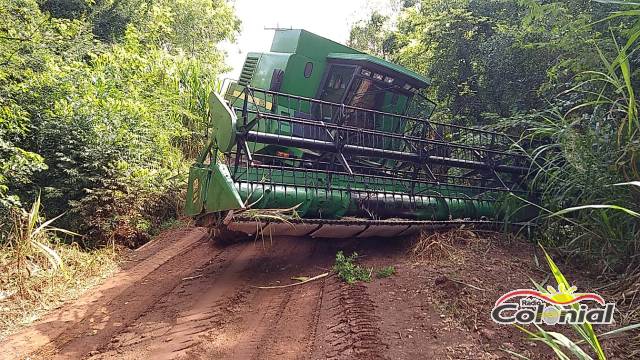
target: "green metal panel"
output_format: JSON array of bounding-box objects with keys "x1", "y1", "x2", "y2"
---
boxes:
[
  {"x1": 294, "y1": 30, "x2": 360, "y2": 60},
  {"x1": 230, "y1": 167, "x2": 511, "y2": 221},
  {"x1": 269, "y1": 29, "x2": 302, "y2": 53},
  {"x1": 270, "y1": 29, "x2": 360, "y2": 59},
  {"x1": 248, "y1": 52, "x2": 291, "y2": 90},
  {"x1": 233, "y1": 180, "x2": 488, "y2": 221},
  {"x1": 185, "y1": 166, "x2": 208, "y2": 216},
  {"x1": 204, "y1": 164, "x2": 245, "y2": 213},
  {"x1": 208, "y1": 92, "x2": 236, "y2": 152},
  {"x1": 281, "y1": 54, "x2": 324, "y2": 99}
]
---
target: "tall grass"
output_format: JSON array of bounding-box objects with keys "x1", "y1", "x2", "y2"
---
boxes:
[
  {"x1": 0, "y1": 196, "x2": 117, "y2": 335},
  {"x1": 508, "y1": 246, "x2": 640, "y2": 360},
  {"x1": 500, "y1": 13, "x2": 640, "y2": 269},
  {"x1": 173, "y1": 60, "x2": 223, "y2": 159},
  {"x1": 7, "y1": 195, "x2": 76, "y2": 294},
  {"x1": 496, "y1": 5, "x2": 640, "y2": 354}
]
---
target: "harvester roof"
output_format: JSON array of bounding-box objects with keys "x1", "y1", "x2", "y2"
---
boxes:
[
  {"x1": 327, "y1": 53, "x2": 430, "y2": 88},
  {"x1": 270, "y1": 29, "x2": 430, "y2": 89}
]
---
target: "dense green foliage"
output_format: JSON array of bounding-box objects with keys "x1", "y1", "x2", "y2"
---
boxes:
[
  {"x1": 351, "y1": 0, "x2": 615, "y2": 124},
  {"x1": 351, "y1": 0, "x2": 640, "y2": 270},
  {"x1": 0, "y1": 0, "x2": 239, "y2": 246}
]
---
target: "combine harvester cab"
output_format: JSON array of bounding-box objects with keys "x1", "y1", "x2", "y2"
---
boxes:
[{"x1": 185, "y1": 29, "x2": 536, "y2": 239}]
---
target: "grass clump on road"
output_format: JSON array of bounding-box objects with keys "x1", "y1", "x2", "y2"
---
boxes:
[
  {"x1": 376, "y1": 266, "x2": 396, "y2": 279},
  {"x1": 334, "y1": 251, "x2": 372, "y2": 284}
]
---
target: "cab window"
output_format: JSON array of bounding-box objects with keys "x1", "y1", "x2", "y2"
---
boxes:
[
  {"x1": 319, "y1": 65, "x2": 355, "y2": 104},
  {"x1": 315, "y1": 65, "x2": 356, "y2": 120},
  {"x1": 347, "y1": 79, "x2": 405, "y2": 112}
]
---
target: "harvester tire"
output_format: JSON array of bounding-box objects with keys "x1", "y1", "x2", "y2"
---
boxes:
[{"x1": 194, "y1": 212, "x2": 251, "y2": 246}]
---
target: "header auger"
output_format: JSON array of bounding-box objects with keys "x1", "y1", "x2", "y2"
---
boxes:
[{"x1": 186, "y1": 29, "x2": 536, "y2": 239}]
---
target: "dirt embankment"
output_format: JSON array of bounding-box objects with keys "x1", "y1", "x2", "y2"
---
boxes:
[{"x1": 1, "y1": 227, "x2": 612, "y2": 359}]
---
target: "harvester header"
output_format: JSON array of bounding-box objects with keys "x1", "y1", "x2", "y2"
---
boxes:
[{"x1": 185, "y1": 29, "x2": 535, "y2": 239}]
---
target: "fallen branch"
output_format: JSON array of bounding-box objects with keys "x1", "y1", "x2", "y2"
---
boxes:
[
  {"x1": 0, "y1": 290, "x2": 16, "y2": 302},
  {"x1": 252, "y1": 272, "x2": 329, "y2": 289},
  {"x1": 449, "y1": 278, "x2": 486, "y2": 291},
  {"x1": 182, "y1": 274, "x2": 203, "y2": 281}
]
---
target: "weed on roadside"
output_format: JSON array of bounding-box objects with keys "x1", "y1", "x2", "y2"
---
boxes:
[
  {"x1": 334, "y1": 251, "x2": 372, "y2": 284},
  {"x1": 507, "y1": 246, "x2": 640, "y2": 360},
  {"x1": 376, "y1": 266, "x2": 396, "y2": 279},
  {"x1": 0, "y1": 196, "x2": 118, "y2": 337}
]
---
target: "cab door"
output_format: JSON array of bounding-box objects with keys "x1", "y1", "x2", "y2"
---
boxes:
[{"x1": 314, "y1": 64, "x2": 356, "y2": 121}]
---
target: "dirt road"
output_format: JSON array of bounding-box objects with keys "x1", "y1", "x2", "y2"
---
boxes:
[{"x1": 3, "y1": 227, "x2": 555, "y2": 359}]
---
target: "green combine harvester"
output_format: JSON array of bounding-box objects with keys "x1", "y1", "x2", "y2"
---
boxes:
[{"x1": 185, "y1": 29, "x2": 534, "y2": 239}]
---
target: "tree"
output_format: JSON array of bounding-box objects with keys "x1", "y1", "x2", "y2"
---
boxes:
[
  {"x1": 0, "y1": 0, "x2": 240, "y2": 244},
  {"x1": 352, "y1": 0, "x2": 612, "y2": 124},
  {"x1": 349, "y1": 11, "x2": 394, "y2": 59}
]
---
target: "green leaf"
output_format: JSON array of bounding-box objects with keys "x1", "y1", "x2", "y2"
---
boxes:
[
  {"x1": 539, "y1": 246, "x2": 570, "y2": 289},
  {"x1": 613, "y1": 181, "x2": 640, "y2": 188},
  {"x1": 594, "y1": 0, "x2": 640, "y2": 6},
  {"x1": 550, "y1": 205, "x2": 640, "y2": 218},
  {"x1": 546, "y1": 331, "x2": 594, "y2": 360},
  {"x1": 598, "y1": 323, "x2": 640, "y2": 339}
]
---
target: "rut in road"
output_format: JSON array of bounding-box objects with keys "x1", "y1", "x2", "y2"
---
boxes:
[
  {"x1": 2, "y1": 229, "x2": 396, "y2": 360},
  {"x1": 88, "y1": 233, "x2": 385, "y2": 360},
  {"x1": 45, "y1": 229, "x2": 223, "y2": 359},
  {"x1": 3, "y1": 226, "x2": 585, "y2": 360},
  {"x1": 313, "y1": 279, "x2": 388, "y2": 360}
]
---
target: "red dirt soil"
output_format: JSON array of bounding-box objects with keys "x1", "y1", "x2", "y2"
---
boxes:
[{"x1": 1, "y1": 227, "x2": 615, "y2": 359}]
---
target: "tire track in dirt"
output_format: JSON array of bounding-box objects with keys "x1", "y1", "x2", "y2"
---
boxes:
[
  {"x1": 312, "y1": 276, "x2": 388, "y2": 360},
  {"x1": 90, "y1": 238, "x2": 265, "y2": 359},
  {"x1": 253, "y1": 277, "x2": 327, "y2": 359},
  {"x1": 157, "y1": 237, "x2": 329, "y2": 360},
  {"x1": 235, "y1": 239, "x2": 326, "y2": 360},
  {"x1": 41, "y1": 230, "x2": 222, "y2": 360},
  {"x1": 2, "y1": 228, "x2": 211, "y2": 360},
  {"x1": 215, "y1": 238, "x2": 321, "y2": 359}
]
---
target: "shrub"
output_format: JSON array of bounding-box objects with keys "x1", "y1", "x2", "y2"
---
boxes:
[{"x1": 334, "y1": 251, "x2": 372, "y2": 284}]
